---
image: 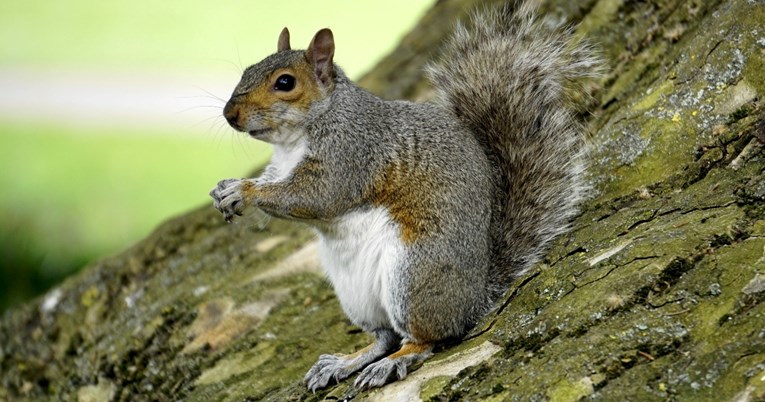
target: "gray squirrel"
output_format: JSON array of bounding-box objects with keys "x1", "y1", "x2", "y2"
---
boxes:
[{"x1": 210, "y1": 1, "x2": 600, "y2": 391}]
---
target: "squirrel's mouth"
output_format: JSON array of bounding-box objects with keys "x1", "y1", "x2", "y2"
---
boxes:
[{"x1": 248, "y1": 128, "x2": 272, "y2": 138}]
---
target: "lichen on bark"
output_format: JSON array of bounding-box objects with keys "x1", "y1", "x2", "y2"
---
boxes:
[{"x1": 2, "y1": 0, "x2": 765, "y2": 401}]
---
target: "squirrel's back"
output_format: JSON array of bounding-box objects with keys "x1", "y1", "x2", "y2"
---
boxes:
[{"x1": 427, "y1": 1, "x2": 601, "y2": 296}]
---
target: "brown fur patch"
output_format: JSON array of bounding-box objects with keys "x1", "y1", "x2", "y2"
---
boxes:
[
  {"x1": 242, "y1": 78, "x2": 278, "y2": 114},
  {"x1": 408, "y1": 309, "x2": 449, "y2": 342},
  {"x1": 387, "y1": 342, "x2": 433, "y2": 359},
  {"x1": 237, "y1": 61, "x2": 323, "y2": 118},
  {"x1": 240, "y1": 180, "x2": 257, "y2": 203},
  {"x1": 274, "y1": 63, "x2": 324, "y2": 111},
  {"x1": 371, "y1": 163, "x2": 440, "y2": 244},
  {"x1": 248, "y1": 157, "x2": 326, "y2": 219},
  {"x1": 345, "y1": 342, "x2": 375, "y2": 360},
  {"x1": 288, "y1": 207, "x2": 317, "y2": 220},
  {"x1": 409, "y1": 322, "x2": 438, "y2": 343}
]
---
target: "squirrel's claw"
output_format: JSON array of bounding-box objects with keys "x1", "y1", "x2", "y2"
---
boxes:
[
  {"x1": 304, "y1": 354, "x2": 352, "y2": 392},
  {"x1": 353, "y1": 357, "x2": 407, "y2": 390},
  {"x1": 209, "y1": 178, "x2": 247, "y2": 222}
]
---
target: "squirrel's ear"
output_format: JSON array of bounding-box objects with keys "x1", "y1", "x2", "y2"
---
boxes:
[
  {"x1": 277, "y1": 27, "x2": 291, "y2": 52},
  {"x1": 306, "y1": 28, "x2": 335, "y2": 85}
]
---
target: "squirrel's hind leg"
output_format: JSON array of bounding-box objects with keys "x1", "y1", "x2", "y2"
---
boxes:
[
  {"x1": 353, "y1": 341, "x2": 434, "y2": 390},
  {"x1": 304, "y1": 329, "x2": 400, "y2": 392}
]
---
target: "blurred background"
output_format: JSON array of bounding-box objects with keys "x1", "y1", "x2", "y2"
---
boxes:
[{"x1": 0, "y1": 0, "x2": 433, "y2": 312}]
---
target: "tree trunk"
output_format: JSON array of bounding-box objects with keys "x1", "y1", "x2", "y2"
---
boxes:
[{"x1": 2, "y1": 0, "x2": 764, "y2": 401}]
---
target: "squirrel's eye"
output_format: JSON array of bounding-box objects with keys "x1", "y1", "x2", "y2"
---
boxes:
[{"x1": 274, "y1": 74, "x2": 296, "y2": 91}]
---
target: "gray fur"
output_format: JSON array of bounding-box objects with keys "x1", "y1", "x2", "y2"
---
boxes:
[{"x1": 211, "y1": 0, "x2": 599, "y2": 390}]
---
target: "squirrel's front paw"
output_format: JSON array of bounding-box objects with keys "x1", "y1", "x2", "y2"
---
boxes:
[{"x1": 209, "y1": 178, "x2": 250, "y2": 222}]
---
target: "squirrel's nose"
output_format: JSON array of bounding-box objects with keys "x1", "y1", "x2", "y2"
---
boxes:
[{"x1": 223, "y1": 101, "x2": 240, "y2": 127}]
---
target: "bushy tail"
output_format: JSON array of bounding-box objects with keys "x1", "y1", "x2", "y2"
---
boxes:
[{"x1": 427, "y1": 1, "x2": 601, "y2": 294}]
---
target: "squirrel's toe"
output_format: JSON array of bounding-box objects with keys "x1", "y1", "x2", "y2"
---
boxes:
[{"x1": 353, "y1": 357, "x2": 406, "y2": 390}]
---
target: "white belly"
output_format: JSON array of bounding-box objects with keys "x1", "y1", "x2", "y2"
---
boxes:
[{"x1": 316, "y1": 207, "x2": 404, "y2": 331}]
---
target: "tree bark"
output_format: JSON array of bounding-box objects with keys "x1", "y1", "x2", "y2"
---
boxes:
[{"x1": 2, "y1": 0, "x2": 765, "y2": 401}]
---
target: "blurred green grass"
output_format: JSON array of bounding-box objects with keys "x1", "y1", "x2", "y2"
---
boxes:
[
  {"x1": 0, "y1": 122, "x2": 269, "y2": 259},
  {"x1": 0, "y1": 0, "x2": 433, "y2": 312},
  {"x1": 0, "y1": 122, "x2": 270, "y2": 308}
]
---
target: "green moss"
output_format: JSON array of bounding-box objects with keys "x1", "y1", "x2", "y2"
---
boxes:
[
  {"x1": 576, "y1": 0, "x2": 623, "y2": 36},
  {"x1": 79, "y1": 286, "x2": 100, "y2": 307},
  {"x1": 633, "y1": 80, "x2": 673, "y2": 112},
  {"x1": 420, "y1": 376, "x2": 453, "y2": 401},
  {"x1": 604, "y1": 43, "x2": 670, "y2": 109},
  {"x1": 547, "y1": 377, "x2": 595, "y2": 402},
  {"x1": 751, "y1": 220, "x2": 765, "y2": 236}
]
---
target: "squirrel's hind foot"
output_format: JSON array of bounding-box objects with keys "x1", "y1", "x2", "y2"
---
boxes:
[
  {"x1": 304, "y1": 354, "x2": 357, "y2": 392},
  {"x1": 304, "y1": 329, "x2": 400, "y2": 392},
  {"x1": 353, "y1": 342, "x2": 433, "y2": 390}
]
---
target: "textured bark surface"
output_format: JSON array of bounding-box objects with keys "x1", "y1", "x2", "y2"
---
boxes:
[{"x1": 2, "y1": 0, "x2": 765, "y2": 401}]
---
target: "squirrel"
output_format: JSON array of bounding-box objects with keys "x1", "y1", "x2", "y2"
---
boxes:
[{"x1": 210, "y1": 0, "x2": 600, "y2": 391}]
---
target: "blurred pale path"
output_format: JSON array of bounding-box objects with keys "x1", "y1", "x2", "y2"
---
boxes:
[{"x1": 0, "y1": 67, "x2": 233, "y2": 132}]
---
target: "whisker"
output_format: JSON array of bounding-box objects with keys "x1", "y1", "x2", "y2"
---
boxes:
[
  {"x1": 237, "y1": 128, "x2": 251, "y2": 158},
  {"x1": 211, "y1": 119, "x2": 230, "y2": 141},
  {"x1": 211, "y1": 125, "x2": 226, "y2": 149},
  {"x1": 176, "y1": 94, "x2": 226, "y2": 103},
  {"x1": 210, "y1": 58, "x2": 245, "y2": 76},
  {"x1": 235, "y1": 44, "x2": 244, "y2": 74},
  {"x1": 191, "y1": 86, "x2": 228, "y2": 103},
  {"x1": 192, "y1": 114, "x2": 225, "y2": 130},
  {"x1": 178, "y1": 104, "x2": 224, "y2": 114}
]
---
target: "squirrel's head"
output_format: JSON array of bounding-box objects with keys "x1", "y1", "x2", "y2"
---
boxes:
[{"x1": 223, "y1": 27, "x2": 335, "y2": 145}]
